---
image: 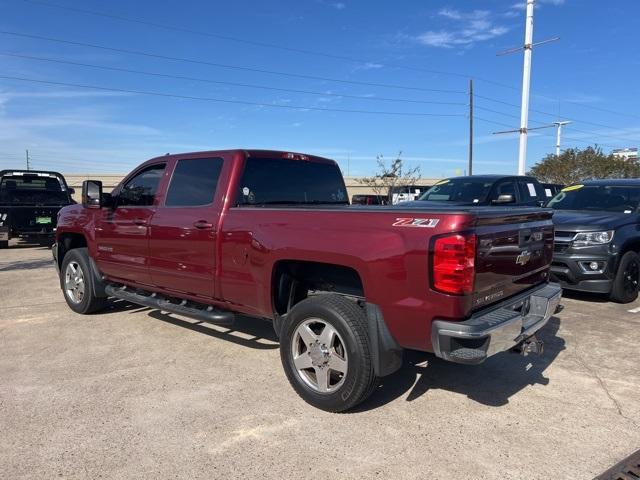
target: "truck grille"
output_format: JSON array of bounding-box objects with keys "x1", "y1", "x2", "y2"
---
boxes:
[
  {"x1": 553, "y1": 231, "x2": 574, "y2": 254},
  {"x1": 554, "y1": 243, "x2": 570, "y2": 254}
]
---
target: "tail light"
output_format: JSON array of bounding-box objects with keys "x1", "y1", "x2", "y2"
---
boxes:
[{"x1": 432, "y1": 233, "x2": 476, "y2": 295}]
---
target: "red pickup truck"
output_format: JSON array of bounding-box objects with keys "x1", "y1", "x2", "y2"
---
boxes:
[{"x1": 53, "y1": 149, "x2": 561, "y2": 411}]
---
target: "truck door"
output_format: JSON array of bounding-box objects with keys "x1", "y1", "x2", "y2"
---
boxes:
[
  {"x1": 148, "y1": 157, "x2": 225, "y2": 299},
  {"x1": 95, "y1": 163, "x2": 166, "y2": 286}
]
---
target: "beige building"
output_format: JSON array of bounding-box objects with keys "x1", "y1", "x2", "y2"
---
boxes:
[{"x1": 64, "y1": 173, "x2": 441, "y2": 203}]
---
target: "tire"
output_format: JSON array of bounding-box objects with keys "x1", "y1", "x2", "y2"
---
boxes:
[
  {"x1": 60, "y1": 248, "x2": 107, "y2": 314},
  {"x1": 280, "y1": 294, "x2": 377, "y2": 412},
  {"x1": 0, "y1": 240, "x2": 8, "y2": 249},
  {"x1": 610, "y1": 251, "x2": 640, "y2": 303}
]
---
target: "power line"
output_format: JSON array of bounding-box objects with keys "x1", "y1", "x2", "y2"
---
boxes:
[
  {"x1": 476, "y1": 96, "x2": 640, "y2": 144},
  {"x1": 15, "y1": 0, "x2": 639, "y2": 121},
  {"x1": 0, "y1": 52, "x2": 466, "y2": 106},
  {"x1": 16, "y1": 0, "x2": 520, "y2": 88},
  {"x1": 562, "y1": 100, "x2": 640, "y2": 121},
  {"x1": 473, "y1": 116, "x2": 516, "y2": 129},
  {"x1": 0, "y1": 74, "x2": 466, "y2": 117},
  {"x1": 0, "y1": 30, "x2": 466, "y2": 95}
]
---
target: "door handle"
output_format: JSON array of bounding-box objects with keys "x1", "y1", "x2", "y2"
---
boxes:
[
  {"x1": 193, "y1": 220, "x2": 213, "y2": 229},
  {"x1": 133, "y1": 218, "x2": 148, "y2": 226}
]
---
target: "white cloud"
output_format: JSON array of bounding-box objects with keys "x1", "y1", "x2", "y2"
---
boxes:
[
  {"x1": 0, "y1": 90, "x2": 131, "y2": 101},
  {"x1": 332, "y1": 2, "x2": 346, "y2": 10},
  {"x1": 352, "y1": 62, "x2": 384, "y2": 72},
  {"x1": 418, "y1": 8, "x2": 509, "y2": 48}
]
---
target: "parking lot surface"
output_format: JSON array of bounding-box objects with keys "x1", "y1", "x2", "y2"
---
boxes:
[{"x1": 1, "y1": 244, "x2": 639, "y2": 479}]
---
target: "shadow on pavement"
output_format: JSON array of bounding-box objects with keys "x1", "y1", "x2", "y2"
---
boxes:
[
  {"x1": 561, "y1": 289, "x2": 610, "y2": 304},
  {"x1": 103, "y1": 298, "x2": 278, "y2": 350},
  {"x1": 148, "y1": 310, "x2": 279, "y2": 350},
  {"x1": 354, "y1": 316, "x2": 565, "y2": 412},
  {"x1": 102, "y1": 300, "x2": 565, "y2": 407},
  {"x1": 8, "y1": 238, "x2": 53, "y2": 249},
  {"x1": 0, "y1": 258, "x2": 55, "y2": 272}
]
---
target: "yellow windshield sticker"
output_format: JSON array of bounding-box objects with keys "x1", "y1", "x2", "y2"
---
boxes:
[
  {"x1": 562, "y1": 184, "x2": 584, "y2": 192},
  {"x1": 435, "y1": 179, "x2": 450, "y2": 185}
]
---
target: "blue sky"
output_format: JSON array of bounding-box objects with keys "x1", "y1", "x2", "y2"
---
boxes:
[{"x1": 0, "y1": 0, "x2": 639, "y2": 176}]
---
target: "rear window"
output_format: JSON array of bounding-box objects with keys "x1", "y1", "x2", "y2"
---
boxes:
[
  {"x1": 236, "y1": 158, "x2": 348, "y2": 206},
  {"x1": 165, "y1": 158, "x2": 223, "y2": 207},
  {"x1": 0, "y1": 173, "x2": 69, "y2": 205}
]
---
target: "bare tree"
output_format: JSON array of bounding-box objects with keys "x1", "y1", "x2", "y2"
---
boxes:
[{"x1": 356, "y1": 152, "x2": 421, "y2": 204}]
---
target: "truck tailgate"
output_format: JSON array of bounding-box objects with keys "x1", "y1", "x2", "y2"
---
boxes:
[
  {"x1": 0, "y1": 205, "x2": 61, "y2": 232},
  {"x1": 473, "y1": 209, "x2": 554, "y2": 310}
]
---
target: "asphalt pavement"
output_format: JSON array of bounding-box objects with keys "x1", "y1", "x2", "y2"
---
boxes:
[{"x1": 1, "y1": 241, "x2": 639, "y2": 479}]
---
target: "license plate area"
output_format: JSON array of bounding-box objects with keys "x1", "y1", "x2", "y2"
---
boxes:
[{"x1": 35, "y1": 217, "x2": 52, "y2": 225}]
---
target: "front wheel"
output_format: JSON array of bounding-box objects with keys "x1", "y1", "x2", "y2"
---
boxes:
[
  {"x1": 0, "y1": 240, "x2": 8, "y2": 249},
  {"x1": 61, "y1": 248, "x2": 107, "y2": 314},
  {"x1": 280, "y1": 294, "x2": 377, "y2": 412},
  {"x1": 610, "y1": 251, "x2": 640, "y2": 303}
]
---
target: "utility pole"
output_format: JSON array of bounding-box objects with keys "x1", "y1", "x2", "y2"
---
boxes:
[
  {"x1": 553, "y1": 121, "x2": 571, "y2": 156},
  {"x1": 468, "y1": 79, "x2": 473, "y2": 176},
  {"x1": 517, "y1": 0, "x2": 535, "y2": 176},
  {"x1": 496, "y1": 0, "x2": 558, "y2": 175},
  {"x1": 25, "y1": 149, "x2": 30, "y2": 171}
]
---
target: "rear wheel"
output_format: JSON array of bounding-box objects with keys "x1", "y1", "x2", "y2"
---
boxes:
[
  {"x1": 280, "y1": 294, "x2": 377, "y2": 412},
  {"x1": 61, "y1": 248, "x2": 107, "y2": 314},
  {"x1": 0, "y1": 240, "x2": 8, "y2": 249},
  {"x1": 610, "y1": 251, "x2": 640, "y2": 303}
]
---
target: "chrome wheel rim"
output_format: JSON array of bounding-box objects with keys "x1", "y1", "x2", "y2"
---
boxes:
[
  {"x1": 291, "y1": 318, "x2": 348, "y2": 394},
  {"x1": 64, "y1": 261, "x2": 85, "y2": 304}
]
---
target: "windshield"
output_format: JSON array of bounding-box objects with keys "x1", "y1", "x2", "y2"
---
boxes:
[
  {"x1": 0, "y1": 174, "x2": 70, "y2": 206},
  {"x1": 548, "y1": 185, "x2": 640, "y2": 213},
  {"x1": 418, "y1": 178, "x2": 493, "y2": 204},
  {"x1": 237, "y1": 158, "x2": 348, "y2": 206}
]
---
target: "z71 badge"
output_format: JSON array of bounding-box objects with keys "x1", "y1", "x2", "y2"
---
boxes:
[{"x1": 392, "y1": 218, "x2": 440, "y2": 228}]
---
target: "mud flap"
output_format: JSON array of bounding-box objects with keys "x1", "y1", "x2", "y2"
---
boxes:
[{"x1": 365, "y1": 303, "x2": 403, "y2": 377}]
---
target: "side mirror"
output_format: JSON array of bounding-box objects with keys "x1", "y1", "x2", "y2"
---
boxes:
[
  {"x1": 82, "y1": 180, "x2": 103, "y2": 209},
  {"x1": 68, "y1": 187, "x2": 75, "y2": 195},
  {"x1": 492, "y1": 194, "x2": 515, "y2": 205}
]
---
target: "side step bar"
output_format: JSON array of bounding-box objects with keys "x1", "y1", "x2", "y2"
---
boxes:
[{"x1": 105, "y1": 284, "x2": 235, "y2": 326}]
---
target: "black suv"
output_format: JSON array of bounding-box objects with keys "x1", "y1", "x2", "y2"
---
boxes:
[
  {"x1": 413, "y1": 175, "x2": 547, "y2": 207},
  {"x1": 548, "y1": 179, "x2": 640, "y2": 303},
  {"x1": 0, "y1": 170, "x2": 74, "y2": 248}
]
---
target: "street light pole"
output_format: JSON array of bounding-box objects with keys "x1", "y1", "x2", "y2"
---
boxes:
[{"x1": 553, "y1": 121, "x2": 571, "y2": 156}]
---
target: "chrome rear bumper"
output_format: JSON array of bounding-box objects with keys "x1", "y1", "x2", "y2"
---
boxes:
[{"x1": 431, "y1": 283, "x2": 562, "y2": 365}]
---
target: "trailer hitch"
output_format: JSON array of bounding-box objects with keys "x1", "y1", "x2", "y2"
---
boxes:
[{"x1": 512, "y1": 334, "x2": 544, "y2": 356}]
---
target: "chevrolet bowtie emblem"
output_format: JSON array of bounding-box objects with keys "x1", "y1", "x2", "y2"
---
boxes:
[{"x1": 516, "y1": 250, "x2": 532, "y2": 266}]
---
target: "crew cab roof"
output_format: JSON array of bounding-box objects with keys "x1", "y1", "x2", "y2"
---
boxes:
[
  {"x1": 0, "y1": 169, "x2": 66, "y2": 177},
  {"x1": 143, "y1": 149, "x2": 337, "y2": 166},
  {"x1": 443, "y1": 174, "x2": 539, "y2": 181}
]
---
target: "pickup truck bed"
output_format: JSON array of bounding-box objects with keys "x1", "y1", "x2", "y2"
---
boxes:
[{"x1": 53, "y1": 149, "x2": 561, "y2": 411}]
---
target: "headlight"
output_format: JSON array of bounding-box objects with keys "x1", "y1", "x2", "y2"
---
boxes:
[{"x1": 572, "y1": 230, "x2": 614, "y2": 247}]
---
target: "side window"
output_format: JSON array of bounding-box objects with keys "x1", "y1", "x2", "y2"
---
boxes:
[
  {"x1": 517, "y1": 180, "x2": 541, "y2": 204},
  {"x1": 492, "y1": 180, "x2": 517, "y2": 202},
  {"x1": 118, "y1": 164, "x2": 165, "y2": 207},
  {"x1": 165, "y1": 158, "x2": 224, "y2": 207}
]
